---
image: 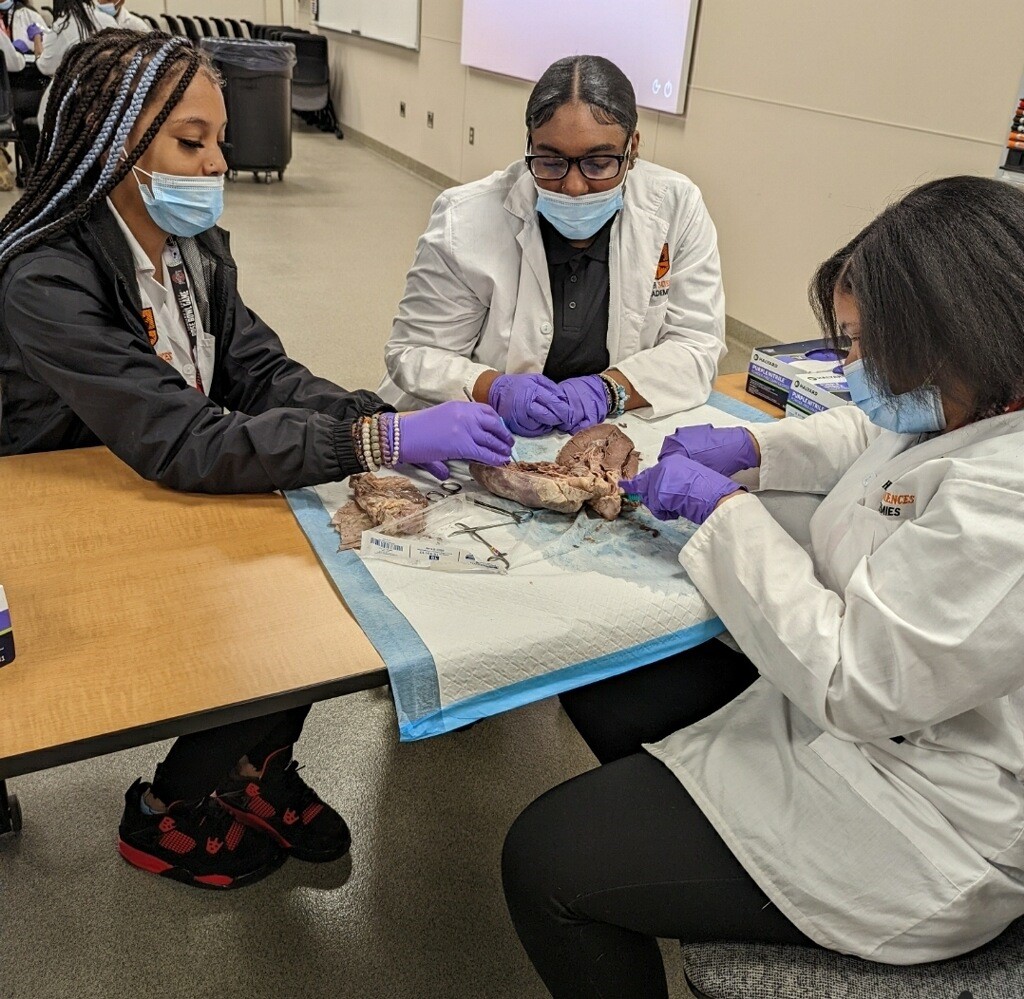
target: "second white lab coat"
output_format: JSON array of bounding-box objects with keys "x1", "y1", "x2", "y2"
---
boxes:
[
  {"x1": 379, "y1": 159, "x2": 726, "y2": 418},
  {"x1": 0, "y1": 7, "x2": 47, "y2": 73},
  {"x1": 115, "y1": 7, "x2": 150, "y2": 33},
  {"x1": 35, "y1": 7, "x2": 118, "y2": 126},
  {"x1": 36, "y1": 7, "x2": 118, "y2": 77},
  {"x1": 649, "y1": 405, "x2": 1024, "y2": 962}
]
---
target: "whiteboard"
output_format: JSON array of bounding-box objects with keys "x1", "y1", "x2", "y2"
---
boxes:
[
  {"x1": 314, "y1": 0, "x2": 420, "y2": 51},
  {"x1": 461, "y1": 0, "x2": 700, "y2": 116}
]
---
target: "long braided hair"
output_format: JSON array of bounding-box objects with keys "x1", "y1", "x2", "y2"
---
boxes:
[{"x1": 0, "y1": 29, "x2": 218, "y2": 274}]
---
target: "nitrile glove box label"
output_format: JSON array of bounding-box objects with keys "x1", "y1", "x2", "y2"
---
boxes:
[
  {"x1": 785, "y1": 372, "x2": 853, "y2": 419},
  {"x1": 746, "y1": 339, "x2": 846, "y2": 409},
  {"x1": 0, "y1": 585, "x2": 14, "y2": 667}
]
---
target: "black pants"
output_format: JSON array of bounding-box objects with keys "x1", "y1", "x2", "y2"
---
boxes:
[
  {"x1": 151, "y1": 705, "x2": 310, "y2": 802},
  {"x1": 502, "y1": 642, "x2": 818, "y2": 999},
  {"x1": 11, "y1": 66, "x2": 46, "y2": 170}
]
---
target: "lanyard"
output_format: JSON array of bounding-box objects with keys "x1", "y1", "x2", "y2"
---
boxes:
[{"x1": 164, "y1": 246, "x2": 204, "y2": 393}]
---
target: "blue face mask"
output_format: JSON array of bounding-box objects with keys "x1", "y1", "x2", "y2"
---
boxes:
[
  {"x1": 0, "y1": 1, "x2": 14, "y2": 11},
  {"x1": 843, "y1": 358, "x2": 946, "y2": 434},
  {"x1": 133, "y1": 166, "x2": 224, "y2": 238},
  {"x1": 534, "y1": 175, "x2": 625, "y2": 241},
  {"x1": 97, "y1": 3, "x2": 118, "y2": 16}
]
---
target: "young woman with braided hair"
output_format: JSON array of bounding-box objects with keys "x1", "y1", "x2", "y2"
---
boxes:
[{"x1": 0, "y1": 29, "x2": 513, "y2": 889}]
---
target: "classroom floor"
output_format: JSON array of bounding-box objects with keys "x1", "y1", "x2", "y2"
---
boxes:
[{"x1": 0, "y1": 125, "x2": 765, "y2": 999}]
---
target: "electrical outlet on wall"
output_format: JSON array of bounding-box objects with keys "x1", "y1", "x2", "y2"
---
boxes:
[
  {"x1": 468, "y1": 127, "x2": 475, "y2": 145},
  {"x1": 427, "y1": 111, "x2": 434, "y2": 128},
  {"x1": 400, "y1": 101, "x2": 406, "y2": 117}
]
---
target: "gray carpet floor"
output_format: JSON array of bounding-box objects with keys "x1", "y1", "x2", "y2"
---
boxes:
[{"x1": 0, "y1": 124, "x2": 769, "y2": 998}]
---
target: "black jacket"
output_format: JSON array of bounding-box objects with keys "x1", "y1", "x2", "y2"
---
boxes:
[{"x1": 0, "y1": 202, "x2": 387, "y2": 492}]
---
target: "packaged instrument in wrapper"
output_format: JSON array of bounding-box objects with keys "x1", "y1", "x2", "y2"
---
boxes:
[
  {"x1": 0, "y1": 585, "x2": 15, "y2": 667},
  {"x1": 359, "y1": 495, "x2": 533, "y2": 575}
]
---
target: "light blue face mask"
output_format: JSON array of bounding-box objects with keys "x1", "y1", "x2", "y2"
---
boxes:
[
  {"x1": 0, "y1": 1, "x2": 15, "y2": 12},
  {"x1": 97, "y1": 3, "x2": 118, "y2": 16},
  {"x1": 534, "y1": 175, "x2": 625, "y2": 241},
  {"x1": 133, "y1": 166, "x2": 224, "y2": 238},
  {"x1": 843, "y1": 358, "x2": 946, "y2": 434}
]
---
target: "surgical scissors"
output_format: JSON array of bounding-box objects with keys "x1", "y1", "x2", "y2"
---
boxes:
[
  {"x1": 470, "y1": 497, "x2": 533, "y2": 524},
  {"x1": 450, "y1": 522, "x2": 510, "y2": 570},
  {"x1": 425, "y1": 480, "x2": 464, "y2": 502},
  {"x1": 449, "y1": 520, "x2": 518, "y2": 535}
]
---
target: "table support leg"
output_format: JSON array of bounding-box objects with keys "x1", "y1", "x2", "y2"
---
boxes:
[{"x1": 0, "y1": 779, "x2": 22, "y2": 835}]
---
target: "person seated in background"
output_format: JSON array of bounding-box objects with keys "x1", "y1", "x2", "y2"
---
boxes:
[
  {"x1": 502, "y1": 175, "x2": 1024, "y2": 998},
  {"x1": 0, "y1": 29, "x2": 512, "y2": 890},
  {"x1": 0, "y1": 0, "x2": 48, "y2": 186},
  {"x1": 379, "y1": 54, "x2": 725, "y2": 439},
  {"x1": 35, "y1": 0, "x2": 118, "y2": 124},
  {"x1": 104, "y1": 0, "x2": 148, "y2": 33}
]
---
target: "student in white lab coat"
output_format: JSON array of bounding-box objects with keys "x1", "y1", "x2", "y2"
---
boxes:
[
  {"x1": 106, "y1": 0, "x2": 149, "y2": 33},
  {"x1": 379, "y1": 55, "x2": 725, "y2": 436},
  {"x1": 502, "y1": 175, "x2": 1024, "y2": 998},
  {"x1": 0, "y1": 0, "x2": 48, "y2": 184},
  {"x1": 35, "y1": 0, "x2": 118, "y2": 123}
]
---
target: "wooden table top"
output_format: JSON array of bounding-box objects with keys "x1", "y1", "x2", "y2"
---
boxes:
[
  {"x1": 0, "y1": 447, "x2": 386, "y2": 778},
  {"x1": 0, "y1": 375, "x2": 775, "y2": 778}
]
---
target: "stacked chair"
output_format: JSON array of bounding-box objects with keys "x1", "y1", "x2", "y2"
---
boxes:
[{"x1": 157, "y1": 15, "x2": 341, "y2": 139}]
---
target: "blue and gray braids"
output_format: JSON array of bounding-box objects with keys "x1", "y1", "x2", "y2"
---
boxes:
[{"x1": 0, "y1": 30, "x2": 215, "y2": 274}]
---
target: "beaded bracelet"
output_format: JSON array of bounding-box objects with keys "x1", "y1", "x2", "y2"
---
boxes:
[
  {"x1": 378, "y1": 414, "x2": 392, "y2": 467},
  {"x1": 392, "y1": 414, "x2": 402, "y2": 466},
  {"x1": 352, "y1": 417, "x2": 370, "y2": 471},
  {"x1": 599, "y1": 373, "x2": 628, "y2": 419},
  {"x1": 360, "y1": 416, "x2": 379, "y2": 471}
]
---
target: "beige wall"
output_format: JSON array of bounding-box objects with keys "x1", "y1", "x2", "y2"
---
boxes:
[
  {"x1": 128, "y1": 0, "x2": 308, "y2": 24},
  {"x1": 320, "y1": 0, "x2": 1024, "y2": 341}
]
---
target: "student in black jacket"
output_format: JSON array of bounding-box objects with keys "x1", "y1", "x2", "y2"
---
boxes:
[{"x1": 0, "y1": 29, "x2": 513, "y2": 890}]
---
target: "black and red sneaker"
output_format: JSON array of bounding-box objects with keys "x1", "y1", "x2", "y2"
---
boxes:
[
  {"x1": 214, "y1": 748, "x2": 351, "y2": 863},
  {"x1": 118, "y1": 779, "x2": 286, "y2": 890}
]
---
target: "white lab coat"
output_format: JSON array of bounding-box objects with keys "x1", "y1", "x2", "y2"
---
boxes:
[
  {"x1": 35, "y1": 8, "x2": 118, "y2": 125},
  {"x1": 0, "y1": 31, "x2": 24, "y2": 72},
  {"x1": 649, "y1": 404, "x2": 1024, "y2": 962},
  {"x1": 115, "y1": 7, "x2": 150, "y2": 33},
  {"x1": 3, "y1": 6, "x2": 46, "y2": 46},
  {"x1": 0, "y1": 7, "x2": 47, "y2": 73},
  {"x1": 36, "y1": 7, "x2": 118, "y2": 76},
  {"x1": 379, "y1": 159, "x2": 726, "y2": 418}
]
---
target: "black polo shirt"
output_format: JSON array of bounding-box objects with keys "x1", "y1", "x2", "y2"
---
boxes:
[{"x1": 539, "y1": 214, "x2": 613, "y2": 381}]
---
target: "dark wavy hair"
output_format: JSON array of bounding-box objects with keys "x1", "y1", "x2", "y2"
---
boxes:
[
  {"x1": 52, "y1": 0, "x2": 104, "y2": 38},
  {"x1": 525, "y1": 55, "x2": 637, "y2": 140},
  {"x1": 810, "y1": 175, "x2": 1024, "y2": 421}
]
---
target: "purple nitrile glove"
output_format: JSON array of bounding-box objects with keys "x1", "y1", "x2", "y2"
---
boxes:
[
  {"x1": 398, "y1": 401, "x2": 513, "y2": 480},
  {"x1": 619, "y1": 454, "x2": 745, "y2": 525},
  {"x1": 487, "y1": 373, "x2": 563, "y2": 437},
  {"x1": 26, "y1": 24, "x2": 44, "y2": 41},
  {"x1": 552, "y1": 374, "x2": 611, "y2": 434},
  {"x1": 657, "y1": 423, "x2": 759, "y2": 475},
  {"x1": 13, "y1": 39, "x2": 30, "y2": 54}
]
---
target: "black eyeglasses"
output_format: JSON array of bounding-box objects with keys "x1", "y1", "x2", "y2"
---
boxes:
[{"x1": 524, "y1": 142, "x2": 630, "y2": 182}]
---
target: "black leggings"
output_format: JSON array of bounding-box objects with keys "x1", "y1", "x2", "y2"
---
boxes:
[
  {"x1": 502, "y1": 642, "x2": 817, "y2": 999},
  {"x1": 151, "y1": 705, "x2": 310, "y2": 802},
  {"x1": 11, "y1": 66, "x2": 46, "y2": 170}
]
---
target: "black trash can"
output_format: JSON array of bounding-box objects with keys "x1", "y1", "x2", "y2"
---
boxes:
[{"x1": 201, "y1": 38, "x2": 296, "y2": 183}]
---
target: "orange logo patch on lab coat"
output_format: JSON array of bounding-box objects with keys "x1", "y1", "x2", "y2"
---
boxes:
[
  {"x1": 655, "y1": 243, "x2": 670, "y2": 280},
  {"x1": 141, "y1": 307, "x2": 158, "y2": 347}
]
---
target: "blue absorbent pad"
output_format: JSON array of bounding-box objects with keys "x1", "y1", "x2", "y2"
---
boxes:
[{"x1": 286, "y1": 394, "x2": 772, "y2": 740}]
